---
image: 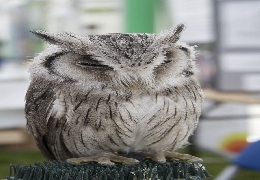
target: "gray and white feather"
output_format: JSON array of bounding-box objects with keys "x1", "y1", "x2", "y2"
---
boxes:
[{"x1": 25, "y1": 24, "x2": 204, "y2": 165}]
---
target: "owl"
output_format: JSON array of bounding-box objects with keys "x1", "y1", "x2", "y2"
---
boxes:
[{"x1": 25, "y1": 24, "x2": 204, "y2": 166}]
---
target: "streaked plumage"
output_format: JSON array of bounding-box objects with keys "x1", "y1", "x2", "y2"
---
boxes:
[{"x1": 25, "y1": 24, "x2": 203, "y2": 165}]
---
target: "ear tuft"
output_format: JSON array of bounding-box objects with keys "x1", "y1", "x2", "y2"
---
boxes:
[
  {"x1": 30, "y1": 30, "x2": 93, "y2": 50},
  {"x1": 30, "y1": 30, "x2": 61, "y2": 45},
  {"x1": 173, "y1": 23, "x2": 185, "y2": 39},
  {"x1": 155, "y1": 24, "x2": 186, "y2": 47}
]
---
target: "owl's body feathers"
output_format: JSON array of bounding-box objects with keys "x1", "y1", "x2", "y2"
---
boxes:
[{"x1": 26, "y1": 24, "x2": 203, "y2": 163}]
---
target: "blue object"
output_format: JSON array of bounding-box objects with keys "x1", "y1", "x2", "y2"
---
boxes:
[{"x1": 232, "y1": 140, "x2": 260, "y2": 171}]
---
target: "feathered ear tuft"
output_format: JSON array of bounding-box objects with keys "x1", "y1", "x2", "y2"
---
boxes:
[
  {"x1": 31, "y1": 30, "x2": 93, "y2": 50},
  {"x1": 172, "y1": 23, "x2": 185, "y2": 40},
  {"x1": 30, "y1": 30, "x2": 61, "y2": 45},
  {"x1": 156, "y1": 24, "x2": 185, "y2": 46}
]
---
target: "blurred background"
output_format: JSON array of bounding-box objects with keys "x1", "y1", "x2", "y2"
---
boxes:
[{"x1": 0, "y1": 0, "x2": 260, "y2": 179}]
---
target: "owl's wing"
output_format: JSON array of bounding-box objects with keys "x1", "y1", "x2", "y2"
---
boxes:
[
  {"x1": 25, "y1": 79, "x2": 71, "y2": 160},
  {"x1": 25, "y1": 79, "x2": 55, "y2": 160}
]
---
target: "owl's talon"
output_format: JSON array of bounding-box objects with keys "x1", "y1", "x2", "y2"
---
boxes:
[
  {"x1": 149, "y1": 151, "x2": 203, "y2": 163},
  {"x1": 146, "y1": 154, "x2": 166, "y2": 163},
  {"x1": 164, "y1": 151, "x2": 203, "y2": 162},
  {"x1": 67, "y1": 156, "x2": 116, "y2": 166},
  {"x1": 66, "y1": 153, "x2": 139, "y2": 166},
  {"x1": 108, "y1": 154, "x2": 139, "y2": 165}
]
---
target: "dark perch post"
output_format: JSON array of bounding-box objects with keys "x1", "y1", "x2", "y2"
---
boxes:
[{"x1": 5, "y1": 159, "x2": 211, "y2": 180}]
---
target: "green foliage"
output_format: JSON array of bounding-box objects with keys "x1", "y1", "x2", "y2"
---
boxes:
[{"x1": 0, "y1": 150, "x2": 45, "y2": 178}]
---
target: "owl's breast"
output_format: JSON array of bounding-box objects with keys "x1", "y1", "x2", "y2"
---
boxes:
[
  {"x1": 53, "y1": 85, "x2": 202, "y2": 157},
  {"x1": 114, "y1": 87, "x2": 202, "y2": 153}
]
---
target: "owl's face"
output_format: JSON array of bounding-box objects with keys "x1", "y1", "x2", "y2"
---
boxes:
[{"x1": 30, "y1": 24, "x2": 198, "y2": 92}]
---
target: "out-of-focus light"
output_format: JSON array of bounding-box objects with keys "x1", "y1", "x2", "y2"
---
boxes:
[
  {"x1": 247, "y1": 135, "x2": 260, "y2": 143},
  {"x1": 0, "y1": 0, "x2": 28, "y2": 10}
]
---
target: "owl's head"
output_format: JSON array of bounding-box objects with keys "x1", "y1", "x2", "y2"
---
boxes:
[{"x1": 30, "y1": 24, "x2": 198, "y2": 91}]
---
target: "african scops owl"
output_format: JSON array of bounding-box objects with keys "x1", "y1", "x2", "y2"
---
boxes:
[{"x1": 25, "y1": 24, "x2": 204, "y2": 165}]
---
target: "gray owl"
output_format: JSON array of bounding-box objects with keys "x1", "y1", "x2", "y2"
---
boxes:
[{"x1": 26, "y1": 24, "x2": 203, "y2": 165}]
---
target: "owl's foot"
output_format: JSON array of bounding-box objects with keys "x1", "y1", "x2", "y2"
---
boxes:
[
  {"x1": 148, "y1": 151, "x2": 203, "y2": 163},
  {"x1": 67, "y1": 152, "x2": 139, "y2": 166}
]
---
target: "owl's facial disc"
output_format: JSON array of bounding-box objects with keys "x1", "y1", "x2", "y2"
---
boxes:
[{"x1": 31, "y1": 24, "x2": 196, "y2": 90}]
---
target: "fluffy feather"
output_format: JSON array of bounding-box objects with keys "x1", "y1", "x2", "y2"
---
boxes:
[{"x1": 26, "y1": 24, "x2": 203, "y2": 163}]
